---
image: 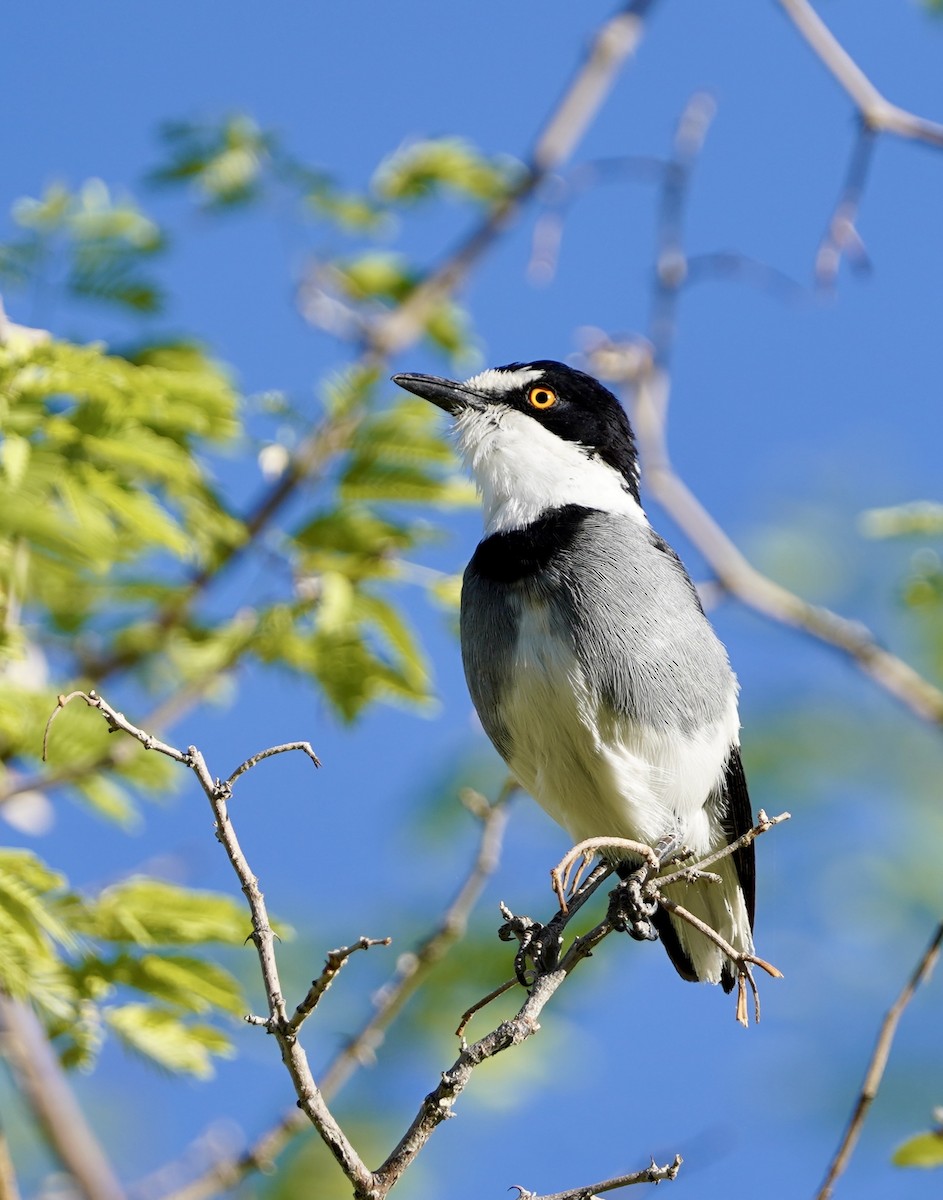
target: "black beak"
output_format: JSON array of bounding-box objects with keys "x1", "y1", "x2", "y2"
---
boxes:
[{"x1": 391, "y1": 372, "x2": 483, "y2": 415}]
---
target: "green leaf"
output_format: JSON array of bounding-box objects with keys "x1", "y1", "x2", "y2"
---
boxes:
[
  {"x1": 893, "y1": 1128, "x2": 943, "y2": 1168},
  {"x1": 0, "y1": 433, "x2": 31, "y2": 487},
  {"x1": 150, "y1": 115, "x2": 273, "y2": 208},
  {"x1": 861, "y1": 501, "x2": 943, "y2": 539},
  {"x1": 373, "y1": 137, "x2": 523, "y2": 204},
  {"x1": 80, "y1": 879, "x2": 253, "y2": 946},
  {"x1": 104, "y1": 953, "x2": 246, "y2": 1016},
  {"x1": 0, "y1": 849, "x2": 77, "y2": 953},
  {"x1": 104, "y1": 1003, "x2": 234, "y2": 1078}
]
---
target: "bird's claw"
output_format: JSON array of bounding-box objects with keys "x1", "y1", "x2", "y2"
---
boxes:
[
  {"x1": 499, "y1": 906, "x2": 565, "y2": 985},
  {"x1": 607, "y1": 876, "x2": 659, "y2": 941}
]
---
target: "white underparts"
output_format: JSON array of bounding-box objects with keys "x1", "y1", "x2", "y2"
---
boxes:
[
  {"x1": 454, "y1": 405, "x2": 646, "y2": 534},
  {"x1": 501, "y1": 611, "x2": 752, "y2": 983}
]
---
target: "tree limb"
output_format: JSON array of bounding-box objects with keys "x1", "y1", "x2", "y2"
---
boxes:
[{"x1": 0, "y1": 993, "x2": 125, "y2": 1200}]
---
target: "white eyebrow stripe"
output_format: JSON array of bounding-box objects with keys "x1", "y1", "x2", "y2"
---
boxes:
[{"x1": 462, "y1": 367, "x2": 543, "y2": 395}]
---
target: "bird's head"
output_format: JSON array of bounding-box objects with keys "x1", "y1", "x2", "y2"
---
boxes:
[{"x1": 392, "y1": 360, "x2": 643, "y2": 534}]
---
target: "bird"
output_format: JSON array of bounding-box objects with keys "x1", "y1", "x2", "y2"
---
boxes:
[{"x1": 392, "y1": 360, "x2": 754, "y2": 992}]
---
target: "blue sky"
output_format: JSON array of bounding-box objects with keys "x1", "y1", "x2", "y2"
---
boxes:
[{"x1": 2, "y1": 3, "x2": 943, "y2": 1199}]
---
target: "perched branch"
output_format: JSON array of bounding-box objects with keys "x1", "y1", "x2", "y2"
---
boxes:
[
  {"x1": 60, "y1": 694, "x2": 674, "y2": 1200},
  {"x1": 652, "y1": 809, "x2": 791, "y2": 890},
  {"x1": 0, "y1": 993, "x2": 125, "y2": 1200},
  {"x1": 816, "y1": 922, "x2": 943, "y2": 1200},
  {"x1": 548, "y1": 814, "x2": 788, "y2": 1026},
  {"x1": 372, "y1": 912, "x2": 618, "y2": 1192},
  {"x1": 512, "y1": 1154, "x2": 683, "y2": 1200}
]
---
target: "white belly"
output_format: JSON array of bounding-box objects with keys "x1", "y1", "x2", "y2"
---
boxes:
[{"x1": 501, "y1": 603, "x2": 739, "y2": 856}]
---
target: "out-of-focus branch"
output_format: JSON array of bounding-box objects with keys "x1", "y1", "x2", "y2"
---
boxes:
[
  {"x1": 83, "y1": 0, "x2": 659, "y2": 693},
  {"x1": 512, "y1": 1155, "x2": 683, "y2": 1200},
  {"x1": 0, "y1": 993, "x2": 125, "y2": 1200},
  {"x1": 778, "y1": 0, "x2": 943, "y2": 147},
  {"x1": 367, "y1": 0, "x2": 659, "y2": 357},
  {"x1": 816, "y1": 922, "x2": 943, "y2": 1200},
  {"x1": 0, "y1": 1128, "x2": 20, "y2": 1200},
  {"x1": 815, "y1": 123, "x2": 875, "y2": 289},
  {"x1": 778, "y1": 0, "x2": 943, "y2": 283},
  {"x1": 633, "y1": 360, "x2": 943, "y2": 728},
  {"x1": 319, "y1": 783, "x2": 513, "y2": 1096},
  {"x1": 586, "y1": 92, "x2": 943, "y2": 731}
]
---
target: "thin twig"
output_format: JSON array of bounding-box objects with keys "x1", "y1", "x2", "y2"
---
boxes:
[
  {"x1": 225, "y1": 741, "x2": 321, "y2": 787},
  {"x1": 455, "y1": 978, "x2": 517, "y2": 1039},
  {"x1": 512, "y1": 1155, "x2": 683, "y2": 1199},
  {"x1": 288, "y1": 938, "x2": 392, "y2": 1035},
  {"x1": 372, "y1": 916, "x2": 617, "y2": 1192},
  {"x1": 816, "y1": 922, "x2": 943, "y2": 1200},
  {"x1": 652, "y1": 810, "x2": 791, "y2": 890}
]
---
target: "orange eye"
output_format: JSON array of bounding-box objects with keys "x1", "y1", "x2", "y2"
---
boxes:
[{"x1": 528, "y1": 386, "x2": 557, "y2": 410}]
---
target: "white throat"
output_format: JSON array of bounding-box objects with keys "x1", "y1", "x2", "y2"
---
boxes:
[{"x1": 454, "y1": 405, "x2": 647, "y2": 534}]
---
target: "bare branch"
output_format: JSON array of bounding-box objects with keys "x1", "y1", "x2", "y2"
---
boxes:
[
  {"x1": 373, "y1": 915, "x2": 617, "y2": 1192},
  {"x1": 778, "y1": 0, "x2": 943, "y2": 147},
  {"x1": 0, "y1": 994, "x2": 125, "y2": 1200},
  {"x1": 512, "y1": 1154, "x2": 683, "y2": 1199},
  {"x1": 150, "y1": 785, "x2": 513, "y2": 1200},
  {"x1": 288, "y1": 938, "x2": 392, "y2": 1035},
  {"x1": 225, "y1": 741, "x2": 321, "y2": 787},
  {"x1": 45, "y1": 693, "x2": 374, "y2": 1198},
  {"x1": 816, "y1": 922, "x2": 943, "y2": 1200}
]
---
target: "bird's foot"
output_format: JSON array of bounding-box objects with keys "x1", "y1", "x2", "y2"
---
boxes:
[
  {"x1": 551, "y1": 835, "x2": 661, "y2": 912},
  {"x1": 607, "y1": 875, "x2": 659, "y2": 940},
  {"x1": 498, "y1": 903, "x2": 565, "y2": 986},
  {"x1": 607, "y1": 835, "x2": 692, "y2": 940}
]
